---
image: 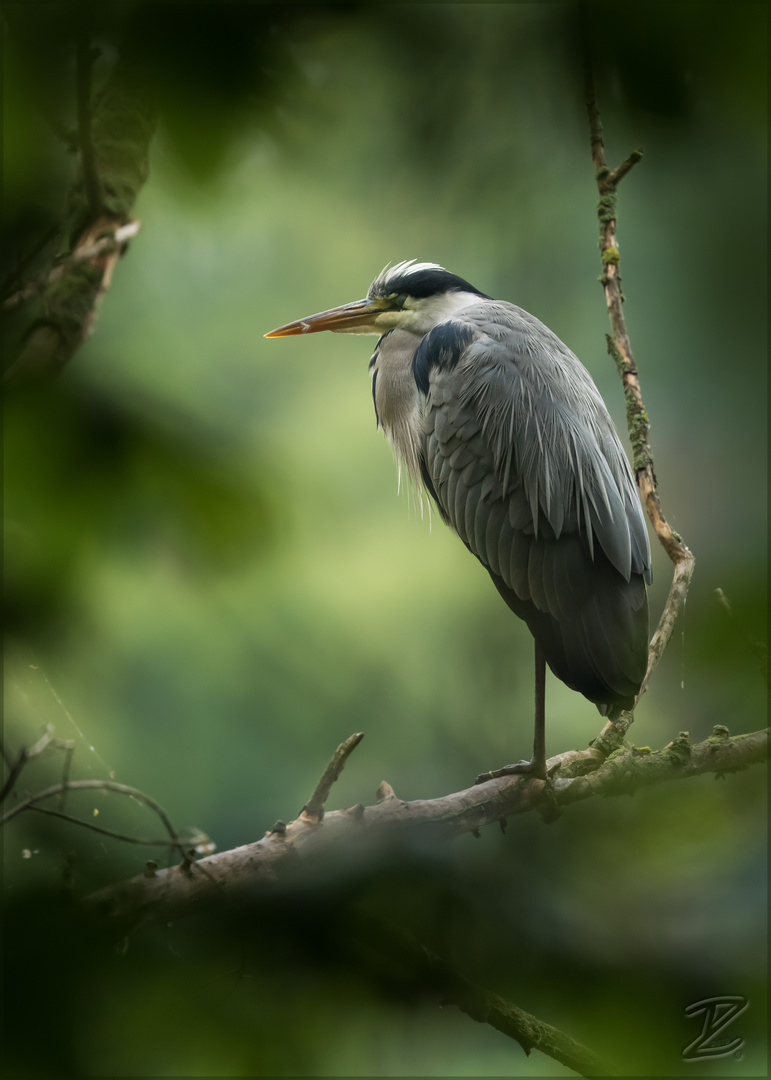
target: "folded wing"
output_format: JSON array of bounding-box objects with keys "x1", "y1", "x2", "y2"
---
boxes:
[{"x1": 417, "y1": 302, "x2": 651, "y2": 714}]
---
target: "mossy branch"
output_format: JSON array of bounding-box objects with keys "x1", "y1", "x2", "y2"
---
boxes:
[
  {"x1": 3, "y1": 47, "x2": 155, "y2": 385},
  {"x1": 77, "y1": 724, "x2": 765, "y2": 1075},
  {"x1": 87, "y1": 726, "x2": 767, "y2": 927},
  {"x1": 366, "y1": 918, "x2": 615, "y2": 1077},
  {"x1": 582, "y1": 33, "x2": 695, "y2": 727}
]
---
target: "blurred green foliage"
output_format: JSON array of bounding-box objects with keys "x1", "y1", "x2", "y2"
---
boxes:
[{"x1": 2, "y1": 2, "x2": 767, "y2": 1076}]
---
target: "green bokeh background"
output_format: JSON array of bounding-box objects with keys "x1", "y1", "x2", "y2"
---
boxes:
[{"x1": 2, "y1": 3, "x2": 767, "y2": 1076}]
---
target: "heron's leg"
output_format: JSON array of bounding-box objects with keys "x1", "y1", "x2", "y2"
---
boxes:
[
  {"x1": 474, "y1": 641, "x2": 548, "y2": 783},
  {"x1": 532, "y1": 640, "x2": 547, "y2": 777}
]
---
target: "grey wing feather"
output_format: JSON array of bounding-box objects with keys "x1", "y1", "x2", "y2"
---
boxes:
[{"x1": 420, "y1": 302, "x2": 651, "y2": 712}]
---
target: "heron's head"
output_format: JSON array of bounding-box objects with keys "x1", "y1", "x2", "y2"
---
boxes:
[{"x1": 264, "y1": 260, "x2": 489, "y2": 340}]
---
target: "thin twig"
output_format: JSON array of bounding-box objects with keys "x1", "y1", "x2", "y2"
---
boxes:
[
  {"x1": 582, "y1": 28, "x2": 695, "y2": 730},
  {"x1": 59, "y1": 741, "x2": 75, "y2": 815},
  {"x1": 1, "y1": 779, "x2": 178, "y2": 844},
  {"x1": 25, "y1": 805, "x2": 189, "y2": 850},
  {"x1": 607, "y1": 149, "x2": 644, "y2": 187},
  {"x1": 1, "y1": 750, "x2": 31, "y2": 806},
  {"x1": 302, "y1": 732, "x2": 364, "y2": 821},
  {"x1": 1, "y1": 727, "x2": 74, "y2": 804}
]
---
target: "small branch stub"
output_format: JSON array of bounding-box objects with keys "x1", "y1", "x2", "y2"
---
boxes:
[{"x1": 302, "y1": 732, "x2": 364, "y2": 822}]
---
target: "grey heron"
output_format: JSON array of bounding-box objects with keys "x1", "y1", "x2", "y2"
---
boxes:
[{"x1": 265, "y1": 261, "x2": 651, "y2": 780}]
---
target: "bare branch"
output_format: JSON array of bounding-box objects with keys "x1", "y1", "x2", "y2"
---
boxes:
[
  {"x1": 302, "y1": 731, "x2": 364, "y2": 821},
  {"x1": 1, "y1": 726, "x2": 75, "y2": 804},
  {"x1": 640, "y1": 556, "x2": 692, "y2": 695},
  {"x1": 1, "y1": 779, "x2": 179, "y2": 846},
  {"x1": 1, "y1": 749, "x2": 31, "y2": 806},
  {"x1": 25, "y1": 805, "x2": 187, "y2": 850},
  {"x1": 87, "y1": 727, "x2": 767, "y2": 927}
]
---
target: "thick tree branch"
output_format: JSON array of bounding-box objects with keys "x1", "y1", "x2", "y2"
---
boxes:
[
  {"x1": 2, "y1": 221, "x2": 141, "y2": 314},
  {"x1": 88, "y1": 727, "x2": 768, "y2": 927},
  {"x1": 555, "y1": 726, "x2": 767, "y2": 805},
  {"x1": 3, "y1": 47, "x2": 155, "y2": 385},
  {"x1": 79, "y1": 725, "x2": 765, "y2": 1077}
]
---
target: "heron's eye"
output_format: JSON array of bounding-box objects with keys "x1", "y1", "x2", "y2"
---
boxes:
[{"x1": 391, "y1": 293, "x2": 408, "y2": 309}]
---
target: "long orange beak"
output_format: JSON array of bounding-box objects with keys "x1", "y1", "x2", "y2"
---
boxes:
[{"x1": 264, "y1": 298, "x2": 379, "y2": 338}]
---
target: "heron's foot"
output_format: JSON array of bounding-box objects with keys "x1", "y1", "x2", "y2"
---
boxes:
[{"x1": 475, "y1": 758, "x2": 547, "y2": 785}]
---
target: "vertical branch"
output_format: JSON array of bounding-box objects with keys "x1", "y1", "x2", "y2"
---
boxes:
[{"x1": 581, "y1": 29, "x2": 695, "y2": 701}]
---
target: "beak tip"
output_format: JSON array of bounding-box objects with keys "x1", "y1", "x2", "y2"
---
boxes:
[{"x1": 263, "y1": 298, "x2": 376, "y2": 340}]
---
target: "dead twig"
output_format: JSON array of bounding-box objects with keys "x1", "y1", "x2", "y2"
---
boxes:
[
  {"x1": 2, "y1": 740, "x2": 216, "y2": 865},
  {"x1": 1, "y1": 778, "x2": 179, "y2": 844},
  {"x1": 25, "y1": 805, "x2": 194, "y2": 851},
  {"x1": 302, "y1": 732, "x2": 364, "y2": 821},
  {"x1": 1, "y1": 726, "x2": 75, "y2": 805}
]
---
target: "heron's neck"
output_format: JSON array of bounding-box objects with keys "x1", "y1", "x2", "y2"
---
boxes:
[{"x1": 369, "y1": 328, "x2": 425, "y2": 487}]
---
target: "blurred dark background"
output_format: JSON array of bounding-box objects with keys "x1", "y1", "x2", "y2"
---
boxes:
[{"x1": 2, "y1": 2, "x2": 766, "y2": 1076}]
